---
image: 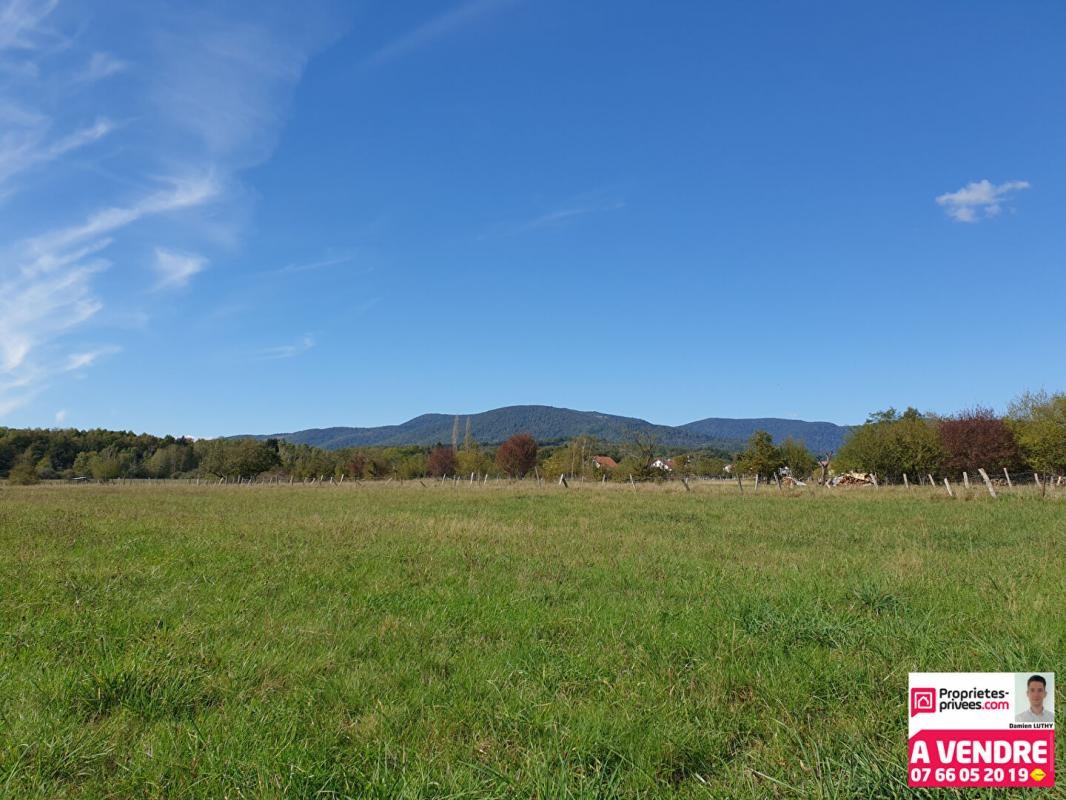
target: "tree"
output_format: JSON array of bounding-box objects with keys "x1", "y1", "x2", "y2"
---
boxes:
[
  {"x1": 89, "y1": 451, "x2": 122, "y2": 482},
  {"x1": 779, "y1": 437, "x2": 817, "y2": 479},
  {"x1": 834, "y1": 408, "x2": 944, "y2": 479},
  {"x1": 396, "y1": 453, "x2": 428, "y2": 479},
  {"x1": 938, "y1": 407, "x2": 1024, "y2": 473},
  {"x1": 692, "y1": 453, "x2": 728, "y2": 477},
  {"x1": 194, "y1": 439, "x2": 279, "y2": 479},
  {"x1": 72, "y1": 451, "x2": 94, "y2": 477},
  {"x1": 736, "y1": 431, "x2": 784, "y2": 479},
  {"x1": 495, "y1": 433, "x2": 537, "y2": 478},
  {"x1": 1008, "y1": 391, "x2": 1066, "y2": 474},
  {"x1": 35, "y1": 455, "x2": 58, "y2": 480},
  {"x1": 671, "y1": 453, "x2": 691, "y2": 478},
  {"x1": 627, "y1": 432, "x2": 658, "y2": 468},
  {"x1": 8, "y1": 449, "x2": 39, "y2": 485},
  {"x1": 427, "y1": 446, "x2": 456, "y2": 478},
  {"x1": 455, "y1": 425, "x2": 492, "y2": 477},
  {"x1": 539, "y1": 435, "x2": 599, "y2": 480}
]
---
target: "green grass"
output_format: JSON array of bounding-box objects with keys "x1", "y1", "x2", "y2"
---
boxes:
[{"x1": 1, "y1": 483, "x2": 1063, "y2": 798}]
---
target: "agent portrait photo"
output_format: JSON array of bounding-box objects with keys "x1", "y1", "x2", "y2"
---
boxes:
[{"x1": 1016, "y1": 675, "x2": 1055, "y2": 722}]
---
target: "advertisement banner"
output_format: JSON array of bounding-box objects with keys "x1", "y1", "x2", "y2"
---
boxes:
[{"x1": 908, "y1": 672, "x2": 1055, "y2": 788}]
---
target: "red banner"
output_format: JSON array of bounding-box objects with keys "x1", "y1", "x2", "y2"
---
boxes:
[{"x1": 908, "y1": 729, "x2": 1055, "y2": 788}]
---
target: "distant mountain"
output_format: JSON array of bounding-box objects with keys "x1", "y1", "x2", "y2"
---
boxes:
[
  {"x1": 239, "y1": 405, "x2": 851, "y2": 454},
  {"x1": 679, "y1": 417, "x2": 850, "y2": 456}
]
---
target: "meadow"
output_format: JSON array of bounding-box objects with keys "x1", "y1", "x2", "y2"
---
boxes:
[{"x1": 1, "y1": 482, "x2": 1063, "y2": 799}]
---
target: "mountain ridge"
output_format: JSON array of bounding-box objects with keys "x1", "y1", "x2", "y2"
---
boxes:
[{"x1": 236, "y1": 405, "x2": 852, "y2": 454}]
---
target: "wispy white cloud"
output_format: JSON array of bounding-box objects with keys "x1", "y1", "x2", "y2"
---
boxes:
[
  {"x1": 0, "y1": 2, "x2": 346, "y2": 419},
  {"x1": 272, "y1": 252, "x2": 357, "y2": 275},
  {"x1": 54, "y1": 408, "x2": 66, "y2": 424},
  {"x1": 28, "y1": 173, "x2": 221, "y2": 256},
  {"x1": 483, "y1": 194, "x2": 626, "y2": 238},
  {"x1": 150, "y1": 16, "x2": 325, "y2": 163},
  {"x1": 78, "y1": 51, "x2": 127, "y2": 82},
  {"x1": 0, "y1": 262, "x2": 105, "y2": 372},
  {"x1": 64, "y1": 346, "x2": 118, "y2": 372},
  {"x1": 153, "y1": 247, "x2": 207, "y2": 289},
  {"x1": 0, "y1": 258, "x2": 108, "y2": 413},
  {"x1": 936, "y1": 179, "x2": 1030, "y2": 223},
  {"x1": 256, "y1": 333, "x2": 315, "y2": 361},
  {"x1": 0, "y1": 0, "x2": 60, "y2": 53},
  {"x1": 0, "y1": 117, "x2": 115, "y2": 194},
  {"x1": 517, "y1": 200, "x2": 626, "y2": 232},
  {"x1": 365, "y1": 0, "x2": 517, "y2": 67}
]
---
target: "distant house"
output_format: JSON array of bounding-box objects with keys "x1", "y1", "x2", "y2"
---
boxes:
[
  {"x1": 650, "y1": 458, "x2": 674, "y2": 472},
  {"x1": 592, "y1": 456, "x2": 618, "y2": 470}
]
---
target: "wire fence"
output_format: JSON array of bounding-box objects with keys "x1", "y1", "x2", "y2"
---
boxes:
[{"x1": 41, "y1": 470, "x2": 1066, "y2": 499}]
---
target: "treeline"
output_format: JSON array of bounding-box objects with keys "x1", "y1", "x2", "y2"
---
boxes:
[
  {"x1": 0, "y1": 424, "x2": 730, "y2": 485},
  {"x1": 792, "y1": 391, "x2": 1062, "y2": 481},
  {"x1": 730, "y1": 392, "x2": 1065, "y2": 482},
  {"x1": 4, "y1": 390, "x2": 1062, "y2": 484}
]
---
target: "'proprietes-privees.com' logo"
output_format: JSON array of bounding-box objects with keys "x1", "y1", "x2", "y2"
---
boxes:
[
  {"x1": 911, "y1": 686, "x2": 1011, "y2": 716},
  {"x1": 912, "y1": 688, "x2": 936, "y2": 717}
]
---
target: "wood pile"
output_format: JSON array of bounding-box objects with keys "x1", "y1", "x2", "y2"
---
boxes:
[{"x1": 831, "y1": 471, "x2": 873, "y2": 486}]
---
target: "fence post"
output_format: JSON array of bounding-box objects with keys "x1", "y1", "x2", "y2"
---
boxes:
[
  {"x1": 735, "y1": 472, "x2": 744, "y2": 493},
  {"x1": 963, "y1": 471, "x2": 970, "y2": 489},
  {"x1": 928, "y1": 473, "x2": 935, "y2": 487},
  {"x1": 944, "y1": 478, "x2": 954, "y2": 497},
  {"x1": 1002, "y1": 468, "x2": 1012, "y2": 488},
  {"x1": 870, "y1": 473, "x2": 879, "y2": 489},
  {"x1": 977, "y1": 468, "x2": 997, "y2": 498},
  {"x1": 903, "y1": 473, "x2": 909, "y2": 489}
]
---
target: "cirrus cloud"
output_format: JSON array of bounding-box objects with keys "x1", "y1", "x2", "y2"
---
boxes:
[{"x1": 0, "y1": 0, "x2": 347, "y2": 419}]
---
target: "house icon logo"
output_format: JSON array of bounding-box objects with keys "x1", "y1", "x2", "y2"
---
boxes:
[{"x1": 911, "y1": 687, "x2": 936, "y2": 717}]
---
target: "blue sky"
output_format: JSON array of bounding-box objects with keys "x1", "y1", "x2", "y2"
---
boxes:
[{"x1": 1, "y1": 0, "x2": 1063, "y2": 436}]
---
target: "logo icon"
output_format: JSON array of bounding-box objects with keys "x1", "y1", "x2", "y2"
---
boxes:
[
  {"x1": 911, "y1": 687, "x2": 936, "y2": 717},
  {"x1": 1031, "y1": 768, "x2": 1046, "y2": 782}
]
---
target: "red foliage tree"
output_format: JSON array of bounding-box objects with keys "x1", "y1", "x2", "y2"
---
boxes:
[
  {"x1": 495, "y1": 433, "x2": 538, "y2": 478},
  {"x1": 938, "y1": 407, "x2": 1024, "y2": 473},
  {"x1": 345, "y1": 453, "x2": 367, "y2": 478},
  {"x1": 427, "y1": 446, "x2": 456, "y2": 478}
]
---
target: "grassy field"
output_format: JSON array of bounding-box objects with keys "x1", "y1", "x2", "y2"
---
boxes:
[{"x1": 1, "y1": 482, "x2": 1063, "y2": 799}]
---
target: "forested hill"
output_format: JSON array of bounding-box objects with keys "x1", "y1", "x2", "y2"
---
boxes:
[
  {"x1": 244, "y1": 405, "x2": 851, "y2": 454},
  {"x1": 679, "y1": 417, "x2": 850, "y2": 455}
]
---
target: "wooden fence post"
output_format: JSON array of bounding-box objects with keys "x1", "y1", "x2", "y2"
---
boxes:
[
  {"x1": 977, "y1": 468, "x2": 997, "y2": 498},
  {"x1": 903, "y1": 473, "x2": 909, "y2": 489},
  {"x1": 1002, "y1": 468, "x2": 1012, "y2": 488},
  {"x1": 928, "y1": 474, "x2": 935, "y2": 487},
  {"x1": 943, "y1": 478, "x2": 954, "y2": 498},
  {"x1": 870, "y1": 473, "x2": 879, "y2": 488},
  {"x1": 963, "y1": 472, "x2": 970, "y2": 489}
]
